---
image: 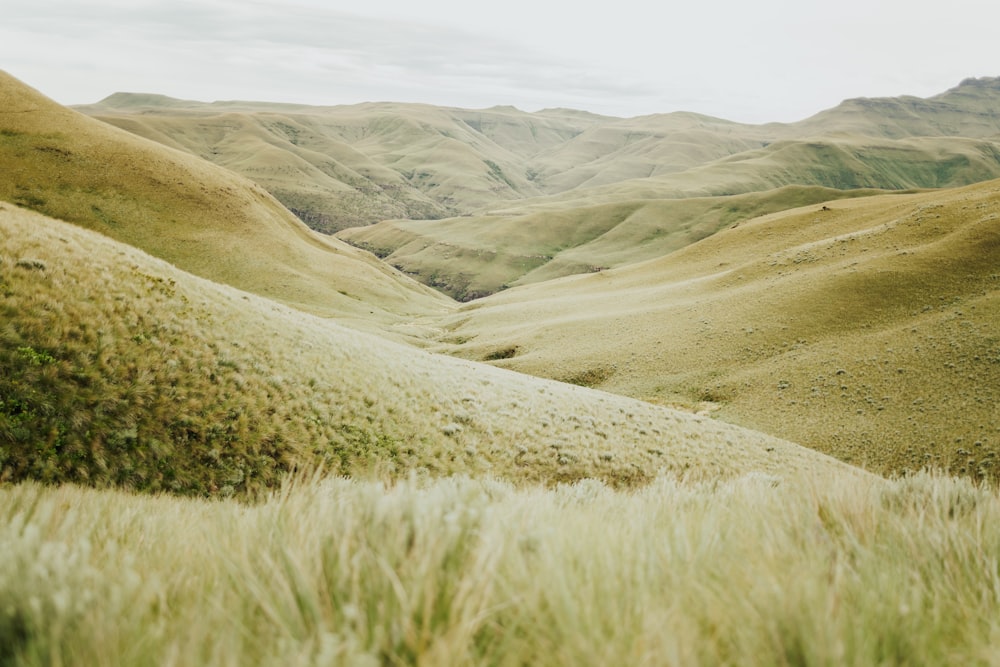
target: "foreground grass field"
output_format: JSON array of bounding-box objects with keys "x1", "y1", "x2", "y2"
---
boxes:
[{"x1": 3, "y1": 471, "x2": 1000, "y2": 666}]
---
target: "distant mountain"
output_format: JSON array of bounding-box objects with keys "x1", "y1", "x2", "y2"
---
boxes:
[
  {"x1": 79, "y1": 97, "x2": 608, "y2": 231},
  {"x1": 338, "y1": 78, "x2": 1000, "y2": 299},
  {"x1": 796, "y1": 76, "x2": 1000, "y2": 139}
]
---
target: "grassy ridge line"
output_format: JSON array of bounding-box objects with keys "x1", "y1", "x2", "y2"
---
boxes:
[
  {"x1": 5, "y1": 471, "x2": 1000, "y2": 665},
  {"x1": 337, "y1": 186, "x2": 899, "y2": 300},
  {"x1": 0, "y1": 205, "x2": 851, "y2": 494},
  {"x1": 91, "y1": 111, "x2": 453, "y2": 231},
  {"x1": 80, "y1": 78, "x2": 1000, "y2": 230},
  {"x1": 81, "y1": 100, "x2": 599, "y2": 230},
  {"x1": 337, "y1": 134, "x2": 1000, "y2": 301},
  {"x1": 0, "y1": 70, "x2": 452, "y2": 322},
  {"x1": 438, "y1": 180, "x2": 1000, "y2": 479},
  {"x1": 508, "y1": 135, "x2": 1000, "y2": 213}
]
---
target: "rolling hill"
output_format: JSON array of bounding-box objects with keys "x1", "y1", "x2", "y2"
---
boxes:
[
  {"x1": 433, "y1": 179, "x2": 1000, "y2": 479},
  {"x1": 0, "y1": 203, "x2": 854, "y2": 494},
  {"x1": 334, "y1": 79, "x2": 1000, "y2": 299},
  {"x1": 0, "y1": 71, "x2": 451, "y2": 325},
  {"x1": 79, "y1": 97, "x2": 609, "y2": 231},
  {"x1": 4, "y1": 70, "x2": 1000, "y2": 667},
  {"x1": 337, "y1": 186, "x2": 901, "y2": 300},
  {"x1": 77, "y1": 78, "x2": 1000, "y2": 302},
  {"x1": 6, "y1": 70, "x2": 1000, "y2": 488},
  {"x1": 78, "y1": 78, "x2": 1000, "y2": 228}
]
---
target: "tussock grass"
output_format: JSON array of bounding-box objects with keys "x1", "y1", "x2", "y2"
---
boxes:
[
  {"x1": 0, "y1": 204, "x2": 849, "y2": 495},
  {"x1": 3, "y1": 470, "x2": 1000, "y2": 665}
]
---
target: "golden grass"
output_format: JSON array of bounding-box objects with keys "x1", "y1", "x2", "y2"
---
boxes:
[
  {"x1": 0, "y1": 71, "x2": 452, "y2": 324},
  {"x1": 4, "y1": 470, "x2": 1000, "y2": 665},
  {"x1": 437, "y1": 179, "x2": 1000, "y2": 480},
  {"x1": 4, "y1": 73, "x2": 1000, "y2": 666},
  {"x1": 0, "y1": 204, "x2": 852, "y2": 494}
]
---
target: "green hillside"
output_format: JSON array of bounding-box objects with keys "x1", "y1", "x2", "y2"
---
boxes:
[
  {"x1": 436, "y1": 179, "x2": 1000, "y2": 479},
  {"x1": 0, "y1": 71, "x2": 451, "y2": 324},
  {"x1": 0, "y1": 204, "x2": 852, "y2": 494},
  {"x1": 338, "y1": 186, "x2": 900, "y2": 300}
]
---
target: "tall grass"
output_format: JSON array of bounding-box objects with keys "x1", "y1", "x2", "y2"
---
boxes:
[{"x1": 2, "y1": 471, "x2": 999, "y2": 666}]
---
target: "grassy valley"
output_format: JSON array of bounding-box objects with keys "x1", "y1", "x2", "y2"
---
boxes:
[
  {"x1": 78, "y1": 78, "x2": 1000, "y2": 305},
  {"x1": 4, "y1": 70, "x2": 1000, "y2": 665},
  {"x1": 338, "y1": 186, "x2": 898, "y2": 300},
  {"x1": 334, "y1": 80, "x2": 1000, "y2": 300},
  {"x1": 436, "y1": 180, "x2": 1000, "y2": 479},
  {"x1": 79, "y1": 97, "x2": 606, "y2": 231}
]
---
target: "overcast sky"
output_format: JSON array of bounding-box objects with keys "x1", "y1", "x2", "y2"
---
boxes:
[{"x1": 3, "y1": 0, "x2": 998, "y2": 123}]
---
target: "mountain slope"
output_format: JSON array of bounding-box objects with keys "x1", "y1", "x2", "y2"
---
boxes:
[
  {"x1": 0, "y1": 70, "x2": 452, "y2": 323},
  {"x1": 331, "y1": 80, "x2": 1000, "y2": 299},
  {"x1": 434, "y1": 179, "x2": 1000, "y2": 478},
  {"x1": 338, "y1": 186, "x2": 897, "y2": 300},
  {"x1": 80, "y1": 97, "x2": 608, "y2": 230},
  {"x1": 337, "y1": 134, "x2": 1000, "y2": 299},
  {"x1": 796, "y1": 76, "x2": 1000, "y2": 139},
  {"x1": 0, "y1": 204, "x2": 854, "y2": 494}
]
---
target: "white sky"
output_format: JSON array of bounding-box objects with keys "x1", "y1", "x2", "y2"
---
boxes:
[{"x1": 2, "y1": 0, "x2": 998, "y2": 123}]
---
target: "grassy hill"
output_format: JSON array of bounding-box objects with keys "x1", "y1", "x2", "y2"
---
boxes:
[
  {"x1": 338, "y1": 186, "x2": 901, "y2": 300},
  {"x1": 76, "y1": 78, "x2": 1000, "y2": 304},
  {"x1": 79, "y1": 78, "x2": 1000, "y2": 220},
  {"x1": 331, "y1": 81, "x2": 1000, "y2": 299},
  {"x1": 796, "y1": 76, "x2": 1000, "y2": 139},
  {"x1": 80, "y1": 97, "x2": 608, "y2": 230},
  {"x1": 0, "y1": 204, "x2": 852, "y2": 495},
  {"x1": 6, "y1": 72, "x2": 1000, "y2": 666},
  {"x1": 0, "y1": 71, "x2": 451, "y2": 324},
  {"x1": 435, "y1": 179, "x2": 1000, "y2": 479}
]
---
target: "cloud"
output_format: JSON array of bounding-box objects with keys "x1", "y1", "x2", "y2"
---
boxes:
[
  {"x1": 5, "y1": 0, "x2": 998, "y2": 121},
  {"x1": 3, "y1": 0, "x2": 662, "y2": 115}
]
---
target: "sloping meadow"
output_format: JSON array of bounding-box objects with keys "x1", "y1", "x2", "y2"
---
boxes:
[
  {"x1": 438, "y1": 180, "x2": 1000, "y2": 480},
  {"x1": 0, "y1": 205, "x2": 849, "y2": 495}
]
